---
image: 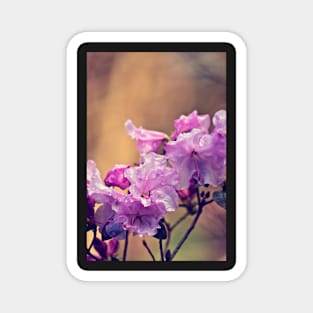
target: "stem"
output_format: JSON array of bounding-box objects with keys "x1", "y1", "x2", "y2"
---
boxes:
[
  {"x1": 122, "y1": 231, "x2": 129, "y2": 261},
  {"x1": 171, "y1": 211, "x2": 190, "y2": 230},
  {"x1": 159, "y1": 239, "x2": 164, "y2": 262},
  {"x1": 179, "y1": 204, "x2": 188, "y2": 208},
  {"x1": 202, "y1": 199, "x2": 214, "y2": 206},
  {"x1": 142, "y1": 240, "x2": 155, "y2": 261},
  {"x1": 170, "y1": 186, "x2": 203, "y2": 261}
]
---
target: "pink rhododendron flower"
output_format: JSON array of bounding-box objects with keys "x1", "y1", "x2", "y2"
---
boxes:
[
  {"x1": 124, "y1": 152, "x2": 179, "y2": 211},
  {"x1": 93, "y1": 193, "x2": 126, "y2": 240},
  {"x1": 86, "y1": 109, "x2": 227, "y2": 261},
  {"x1": 165, "y1": 128, "x2": 226, "y2": 189},
  {"x1": 171, "y1": 110, "x2": 210, "y2": 140},
  {"x1": 104, "y1": 164, "x2": 130, "y2": 189},
  {"x1": 114, "y1": 196, "x2": 166, "y2": 236},
  {"x1": 125, "y1": 119, "x2": 168, "y2": 153}
]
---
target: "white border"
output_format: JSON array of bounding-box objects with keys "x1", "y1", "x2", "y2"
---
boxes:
[{"x1": 66, "y1": 32, "x2": 247, "y2": 281}]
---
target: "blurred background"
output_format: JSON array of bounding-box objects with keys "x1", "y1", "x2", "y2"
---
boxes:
[{"x1": 87, "y1": 51, "x2": 227, "y2": 261}]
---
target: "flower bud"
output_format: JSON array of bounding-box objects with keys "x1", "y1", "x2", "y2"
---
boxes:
[
  {"x1": 93, "y1": 238, "x2": 108, "y2": 259},
  {"x1": 104, "y1": 164, "x2": 130, "y2": 189},
  {"x1": 108, "y1": 238, "x2": 119, "y2": 256}
]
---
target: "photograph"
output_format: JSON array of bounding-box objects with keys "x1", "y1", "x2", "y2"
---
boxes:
[{"x1": 84, "y1": 49, "x2": 229, "y2": 264}]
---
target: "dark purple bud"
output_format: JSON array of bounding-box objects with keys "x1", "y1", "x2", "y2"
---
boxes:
[
  {"x1": 101, "y1": 227, "x2": 112, "y2": 241},
  {"x1": 153, "y1": 222, "x2": 167, "y2": 240},
  {"x1": 165, "y1": 250, "x2": 171, "y2": 261},
  {"x1": 213, "y1": 190, "x2": 226, "y2": 209},
  {"x1": 86, "y1": 254, "x2": 96, "y2": 262},
  {"x1": 93, "y1": 238, "x2": 108, "y2": 259},
  {"x1": 108, "y1": 238, "x2": 119, "y2": 256},
  {"x1": 105, "y1": 222, "x2": 124, "y2": 238}
]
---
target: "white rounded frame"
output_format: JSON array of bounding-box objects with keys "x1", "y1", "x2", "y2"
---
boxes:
[{"x1": 66, "y1": 32, "x2": 247, "y2": 281}]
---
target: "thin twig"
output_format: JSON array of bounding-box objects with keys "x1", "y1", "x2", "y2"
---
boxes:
[
  {"x1": 170, "y1": 186, "x2": 204, "y2": 260},
  {"x1": 202, "y1": 199, "x2": 214, "y2": 206},
  {"x1": 142, "y1": 240, "x2": 155, "y2": 261},
  {"x1": 179, "y1": 204, "x2": 188, "y2": 208},
  {"x1": 159, "y1": 239, "x2": 164, "y2": 262},
  {"x1": 122, "y1": 231, "x2": 129, "y2": 261}
]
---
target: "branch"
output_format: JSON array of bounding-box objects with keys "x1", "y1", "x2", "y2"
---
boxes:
[
  {"x1": 170, "y1": 186, "x2": 204, "y2": 260},
  {"x1": 159, "y1": 239, "x2": 164, "y2": 262},
  {"x1": 122, "y1": 231, "x2": 129, "y2": 261},
  {"x1": 142, "y1": 240, "x2": 155, "y2": 261}
]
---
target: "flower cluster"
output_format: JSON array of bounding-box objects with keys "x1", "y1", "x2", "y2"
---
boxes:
[{"x1": 86, "y1": 110, "x2": 226, "y2": 261}]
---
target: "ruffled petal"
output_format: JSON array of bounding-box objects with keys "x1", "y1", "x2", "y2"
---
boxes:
[
  {"x1": 171, "y1": 110, "x2": 210, "y2": 140},
  {"x1": 104, "y1": 164, "x2": 130, "y2": 189},
  {"x1": 125, "y1": 119, "x2": 168, "y2": 153},
  {"x1": 150, "y1": 186, "x2": 178, "y2": 212},
  {"x1": 94, "y1": 203, "x2": 114, "y2": 229}
]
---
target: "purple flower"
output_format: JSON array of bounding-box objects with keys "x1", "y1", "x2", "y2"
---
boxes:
[
  {"x1": 124, "y1": 152, "x2": 179, "y2": 212},
  {"x1": 171, "y1": 110, "x2": 210, "y2": 140},
  {"x1": 87, "y1": 160, "x2": 114, "y2": 203},
  {"x1": 104, "y1": 164, "x2": 130, "y2": 190},
  {"x1": 165, "y1": 128, "x2": 226, "y2": 189},
  {"x1": 114, "y1": 196, "x2": 166, "y2": 236},
  {"x1": 125, "y1": 119, "x2": 168, "y2": 153},
  {"x1": 94, "y1": 201, "x2": 126, "y2": 240}
]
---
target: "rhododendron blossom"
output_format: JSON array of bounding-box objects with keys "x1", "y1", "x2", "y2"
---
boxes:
[
  {"x1": 114, "y1": 196, "x2": 167, "y2": 236},
  {"x1": 165, "y1": 127, "x2": 226, "y2": 188},
  {"x1": 85, "y1": 109, "x2": 227, "y2": 262},
  {"x1": 124, "y1": 152, "x2": 179, "y2": 211}
]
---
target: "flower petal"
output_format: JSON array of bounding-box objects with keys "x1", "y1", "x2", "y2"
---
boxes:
[
  {"x1": 171, "y1": 110, "x2": 210, "y2": 140},
  {"x1": 125, "y1": 120, "x2": 167, "y2": 153}
]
